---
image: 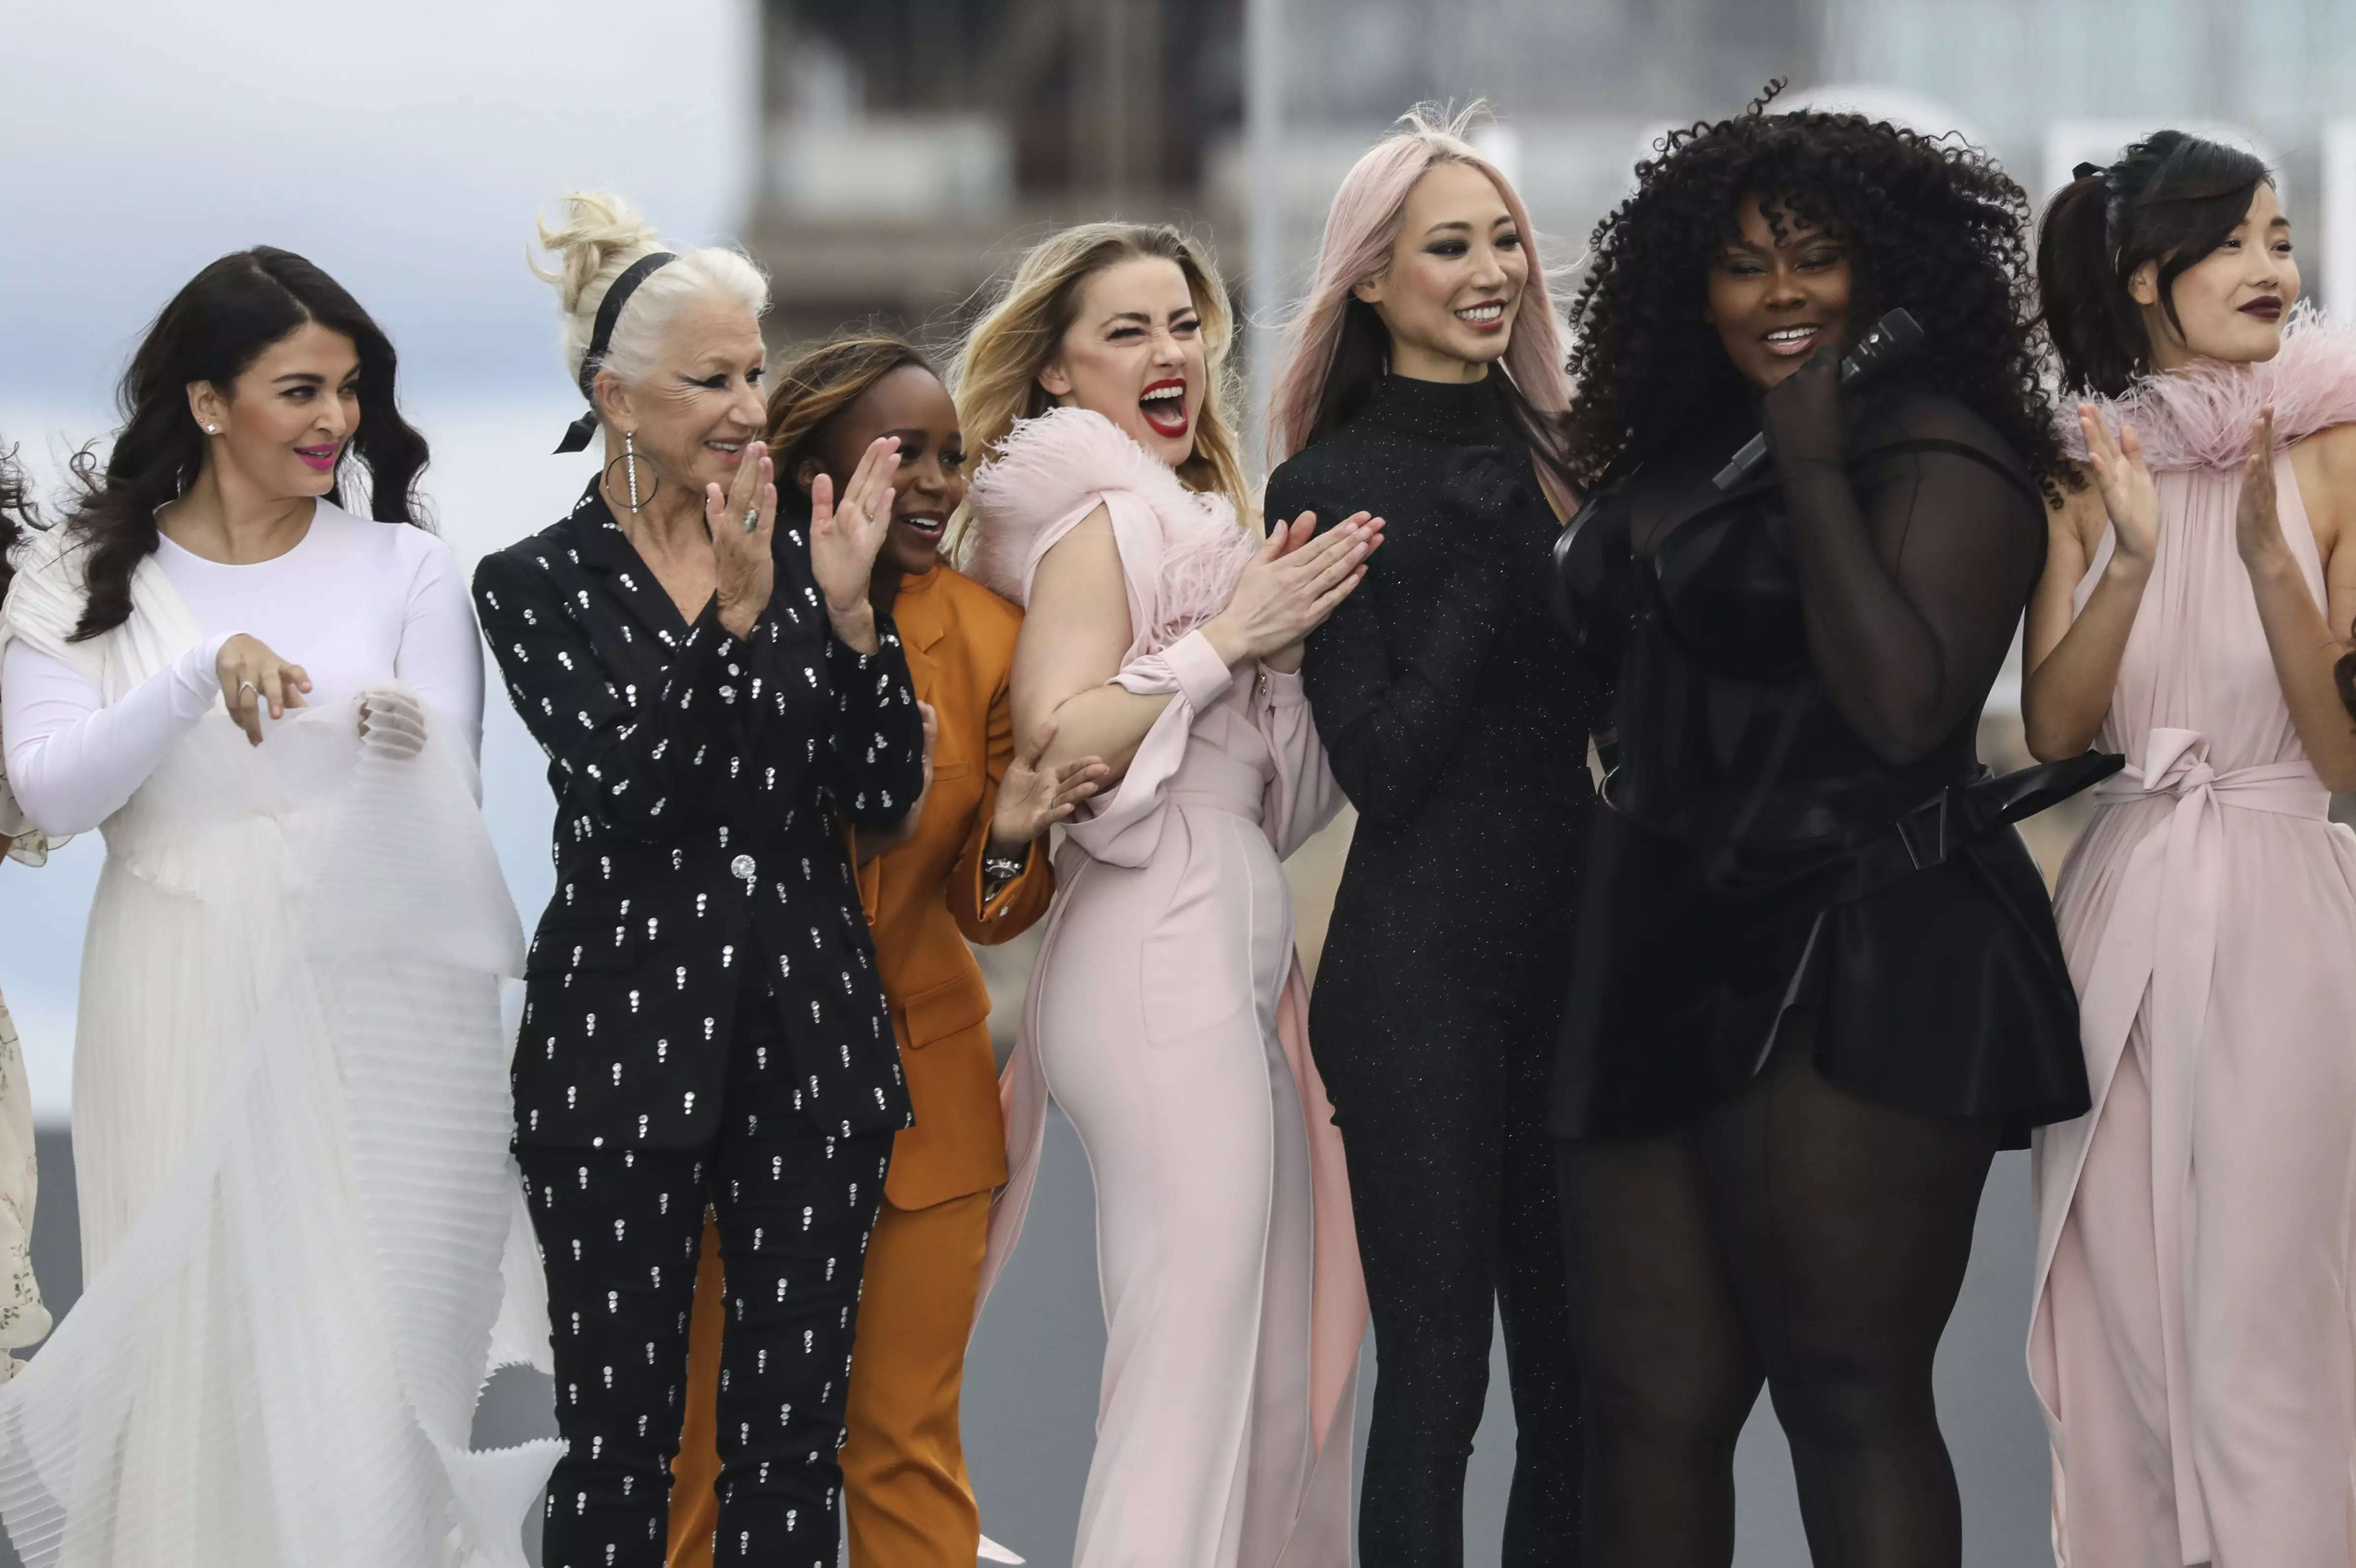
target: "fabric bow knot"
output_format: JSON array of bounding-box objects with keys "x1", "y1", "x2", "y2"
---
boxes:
[{"x1": 2132, "y1": 726, "x2": 2215, "y2": 798}]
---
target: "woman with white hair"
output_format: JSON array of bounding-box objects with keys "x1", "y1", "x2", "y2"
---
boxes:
[
  {"x1": 474, "y1": 193, "x2": 924, "y2": 1568},
  {"x1": 1262, "y1": 105, "x2": 1596, "y2": 1566}
]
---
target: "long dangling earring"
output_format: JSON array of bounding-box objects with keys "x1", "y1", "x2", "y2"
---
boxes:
[{"x1": 624, "y1": 430, "x2": 641, "y2": 513}]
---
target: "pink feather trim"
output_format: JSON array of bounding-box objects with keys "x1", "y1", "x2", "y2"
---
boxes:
[
  {"x1": 2058, "y1": 304, "x2": 2356, "y2": 473},
  {"x1": 963, "y1": 406, "x2": 1257, "y2": 661}
]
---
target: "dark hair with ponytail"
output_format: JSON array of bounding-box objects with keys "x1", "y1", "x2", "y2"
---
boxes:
[
  {"x1": 63, "y1": 247, "x2": 430, "y2": 642},
  {"x1": 0, "y1": 444, "x2": 37, "y2": 604},
  {"x1": 2038, "y1": 131, "x2": 2273, "y2": 398}
]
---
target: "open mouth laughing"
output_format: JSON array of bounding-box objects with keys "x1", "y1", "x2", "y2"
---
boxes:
[{"x1": 1139, "y1": 377, "x2": 1189, "y2": 438}]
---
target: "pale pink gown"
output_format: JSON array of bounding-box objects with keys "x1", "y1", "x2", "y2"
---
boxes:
[
  {"x1": 965, "y1": 408, "x2": 1367, "y2": 1568},
  {"x1": 2030, "y1": 315, "x2": 2356, "y2": 1568}
]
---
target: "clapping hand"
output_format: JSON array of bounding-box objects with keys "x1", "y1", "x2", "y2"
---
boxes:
[
  {"x1": 2235, "y1": 405, "x2": 2291, "y2": 572},
  {"x1": 1203, "y1": 510, "x2": 1384, "y2": 669},
  {"x1": 811, "y1": 437, "x2": 902, "y2": 653},
  {"x1": 705, "y1": 440, "x2": 778, "y2": 639},
  {"x1": 2078, "y1": 405, "x2": 2161, "y2": 567},
  {"x1": 991, "y1": 719, "x2": 1109, "y2": 849}
]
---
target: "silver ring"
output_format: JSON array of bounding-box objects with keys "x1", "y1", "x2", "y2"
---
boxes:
[
  {"x1": 238, "y1": 680, "x2": 258, "y2": 696},
  {"x1": 742, "y1": 505, "x2": 759, "y2": 534}
]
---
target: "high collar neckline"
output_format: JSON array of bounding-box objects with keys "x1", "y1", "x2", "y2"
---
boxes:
[{"x1": 1361, "y1": 371, "x2": 1517, "y2": 447}]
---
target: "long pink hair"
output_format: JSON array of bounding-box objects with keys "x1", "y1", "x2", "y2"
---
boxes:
[{"x1": 1267, "y1": 105, "x2": 1573, "y2": 487}]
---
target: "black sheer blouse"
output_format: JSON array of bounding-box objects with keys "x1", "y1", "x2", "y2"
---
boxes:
[{"x1": 1551, "y1": 381, "x2": 2094, "y2": 1145}]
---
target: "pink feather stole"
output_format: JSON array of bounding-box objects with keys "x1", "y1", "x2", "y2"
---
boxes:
[
  {"x1": 2059, "y1": 305, "x2": 2356, "y2": 473},
  {"x1": 962, "y1": 406, "x2": 1257, "y2": 663}
]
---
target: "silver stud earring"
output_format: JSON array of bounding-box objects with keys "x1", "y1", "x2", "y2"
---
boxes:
[
  {"x1": 204, "y1": 424, "x2": 219, "y2": 435},
  {"x1": 624, "y1": 430, "x2": 641, "y2": 513}
]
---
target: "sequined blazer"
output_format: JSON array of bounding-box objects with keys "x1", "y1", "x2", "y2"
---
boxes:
[{"x1": 474, "y1": 482, "x2": 927, "y2": 1151}]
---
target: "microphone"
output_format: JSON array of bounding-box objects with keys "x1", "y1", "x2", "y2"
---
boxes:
[{"x1": 1711, "y1": 308, "x2": 1926, "y2": 490}]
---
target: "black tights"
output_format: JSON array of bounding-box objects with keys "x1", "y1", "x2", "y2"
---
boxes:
[{"x1": 1556, "y1": 1032, "x2": 1996, "y2": 1568}]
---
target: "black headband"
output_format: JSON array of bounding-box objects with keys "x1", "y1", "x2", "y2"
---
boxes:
[{"x1": 553, "y1": 250, "x2": 677, "y2": 454}]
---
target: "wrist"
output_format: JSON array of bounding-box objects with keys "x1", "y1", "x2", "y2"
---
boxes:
[
  {"x1": 2241, "y1": 542, "x2": 2299, "y2": 581},
  {"x1": 828, "y1": 602, "x2": 880, "y2": 653},
  {"x1": 985, "y1": 828, "x2": 1033, "y2": 859},
  {"x1": 2101, "y1": 548, "x2": 2154, "y2": 586},
  {"x1": 1199, "y1": 613, "x2": 1252, "y2": 668},
  {"x1": 717, "y1": 600, "x2": 761, "y2": 640}
]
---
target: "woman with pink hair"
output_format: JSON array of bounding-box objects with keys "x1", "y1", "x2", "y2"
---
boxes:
[{"x1": 1264, "y1": 105, "x2": 1601, "y2": 1567}]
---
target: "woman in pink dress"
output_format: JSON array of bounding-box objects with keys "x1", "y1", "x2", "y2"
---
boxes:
[
  {"x1": 2025, "y1": 132, "x2": 2356, "y2": 1567},
  {"x1": 955, "y1": 222, "x2": 1378, "y2": 1567}
]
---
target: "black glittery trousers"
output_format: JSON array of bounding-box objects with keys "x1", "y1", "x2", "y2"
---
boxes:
[
  {"x1": 1316, "y1": 969, "x2": 1586, "y2": 1567},
  {"x1": 521, "y1": 989, "x2": 893, "y2": 1568}
]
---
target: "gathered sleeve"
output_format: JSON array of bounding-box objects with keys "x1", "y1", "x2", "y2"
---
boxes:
[
  {"x1": 1288, "y1": 452, "x2": 1518, "y2": 828},
  {"x1": 1257, "y1": 665, "x2": 1342, "y2": 859},
  {"x1": 473, "y1": 549, "x2": 744, "y2": 841},
  {"x1": 948, "y1": 664, "x2": 1056, "y2": 945},
  {"x1": 1058, "y1": 629, "x2": 1232, "y2": 868}
]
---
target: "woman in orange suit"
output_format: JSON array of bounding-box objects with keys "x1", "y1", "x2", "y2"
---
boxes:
[{"x1": 668, "y1": 334, "x2": 1107, "y2": 1568}]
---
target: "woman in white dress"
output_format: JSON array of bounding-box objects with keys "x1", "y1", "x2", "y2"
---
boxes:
[{"x1": 0, "y1": 249, "x2": 558, "y2": 1568}]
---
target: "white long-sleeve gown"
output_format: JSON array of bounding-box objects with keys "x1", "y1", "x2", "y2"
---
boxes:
[{"x1": 0, "y1": 504, "x2": 558, "y2": 1568}]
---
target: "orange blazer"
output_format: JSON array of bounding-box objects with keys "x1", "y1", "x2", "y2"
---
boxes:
[{"x1": 851, "y1": 562, "x2": 1055, "y2": 1209}]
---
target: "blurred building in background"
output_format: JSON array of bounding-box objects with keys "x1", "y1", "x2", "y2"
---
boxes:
[
  {"x1": 751, "y1": 0, "x2": 1242, "y2": 342},
  {"x1": 740, "y1": 0, "x2": 2356, "y2": 1009},
  {"x1": 751, "y1": 0, "x2": 2356, "y2": 369}
]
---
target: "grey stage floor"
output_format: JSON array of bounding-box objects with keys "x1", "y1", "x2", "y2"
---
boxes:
[{"x1": 9, "y1": 1119, "x2": 2053, "y2": 1567}]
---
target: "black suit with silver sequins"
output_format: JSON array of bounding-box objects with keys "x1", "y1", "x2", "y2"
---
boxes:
[{"x1": 476, "y1": 481, "x2": 926, "y2": 1568}]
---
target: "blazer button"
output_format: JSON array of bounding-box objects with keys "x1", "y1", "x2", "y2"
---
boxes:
[{"x1": 730, "y1": 854, "x2": 757, "y2": 882}]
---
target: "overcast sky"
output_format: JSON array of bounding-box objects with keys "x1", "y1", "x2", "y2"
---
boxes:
[
  {"x1": 0, "y1": 0, "x2": 762, "y2": 1118},
  {"x1": 0, "y1": 0, "x2": 758, "y2": 403}
]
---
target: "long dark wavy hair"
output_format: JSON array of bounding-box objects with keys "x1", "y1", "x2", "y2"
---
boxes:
[
  {"x1": 0, "y1": 444, "x2": 37, "y2": 603},
  {"x1": 1562, "y1": 85, "x2": 2070, "y2": 500},
  {"x1": 2039, "y1": 131, "x2": 2273, "y2": 398},
  {"x1": 64, "y1": 247, "x2": 430, "y2": 641}
]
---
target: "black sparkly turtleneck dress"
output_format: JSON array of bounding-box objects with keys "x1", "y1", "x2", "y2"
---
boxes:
[{"x1": 1266, "y1": 372, "x2": 1605, "y2": 1568}]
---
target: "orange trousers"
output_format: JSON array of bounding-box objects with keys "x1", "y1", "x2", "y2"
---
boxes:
[{"x1": 665, "y1": 1188, "x2": 992, "y2": 1568}]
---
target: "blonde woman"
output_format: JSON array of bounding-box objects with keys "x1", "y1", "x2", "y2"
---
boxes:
[{"x1": 959, "y1": 224, "x2": 1377, "y2": 1567}]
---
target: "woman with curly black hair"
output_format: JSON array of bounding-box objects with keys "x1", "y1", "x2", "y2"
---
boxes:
[{"x1": 1549, "y1": 93, "x2": 2108, "y2": 1566}]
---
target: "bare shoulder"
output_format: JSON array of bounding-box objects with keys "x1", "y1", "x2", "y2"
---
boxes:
[{"x1": 2292, "y1": 423, "x2": 2356, "y2": 543}]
